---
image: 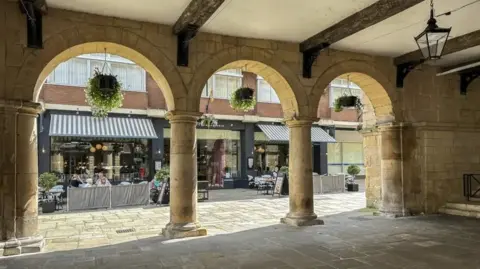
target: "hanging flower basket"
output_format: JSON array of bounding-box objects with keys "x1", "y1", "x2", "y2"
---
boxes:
[
  {"x1": 230, "y1": 87, "x2": 256, "y2": 112},
  {"x1": 85, "y1": 68, "x2": 124, "y2": 117},
  {"x1": 333, "y1": 96, "x2": 362, "y2": 112},
  {"x1": 198, "y1": 114, "x2": 218, "y2": 129}
]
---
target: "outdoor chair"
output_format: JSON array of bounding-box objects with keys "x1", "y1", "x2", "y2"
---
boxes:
[{"x1": 198, "y1": 180, "x2": 209, "y2": 201}]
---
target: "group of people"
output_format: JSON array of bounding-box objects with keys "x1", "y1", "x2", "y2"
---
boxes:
[{"x1": 70, "y1": 172, "x2": 111, "y2": 188}]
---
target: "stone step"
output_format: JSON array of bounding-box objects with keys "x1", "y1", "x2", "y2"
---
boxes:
[{"x1": 439, "y1": 202, "x2": 480, "y2": 218}]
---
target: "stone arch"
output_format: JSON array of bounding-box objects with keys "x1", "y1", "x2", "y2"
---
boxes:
[
  {"x1": 15, "y1": 26, "x2": 186, "y2": 111},
  {"x1": 311, "y1": 60, "x2": 398, "y2": 124},
  {"x1": 188, "y1": 48, "x2": 310, "y2": 118}
]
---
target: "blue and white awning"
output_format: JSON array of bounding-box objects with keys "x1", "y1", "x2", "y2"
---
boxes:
[
  {"x1": 257, "y1": 124, "x2": 335, "y2": 143},
  {"x1": 49, "y1": 114, "x2": 158, "y2": 139}
]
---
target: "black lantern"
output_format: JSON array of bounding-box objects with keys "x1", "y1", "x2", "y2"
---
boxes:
[{"x1": 414, "y1": 0, "x2": 451, "y2": 61}]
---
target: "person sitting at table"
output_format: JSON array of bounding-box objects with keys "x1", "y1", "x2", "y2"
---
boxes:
[
  {"x1": 96, "y1": 172, "x2": 111, "y2": 186},
  {"x1": 70, "y1": 174, "x2": 84, "y2": 188},
  {"x1": 94, "y1": 163, "x2": 105, "y2": 174}
]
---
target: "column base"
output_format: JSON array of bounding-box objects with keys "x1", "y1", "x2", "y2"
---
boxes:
[
  {"x1": 0, "y1": 236, "x2": 45, "y2": 256},
  {"x1": 161, "y1": 222, "x2": 207, "y2": 239},
  {"x1": 379, "y1": 208, "x2": 411, "y2": 218},
  {"x1": 280, "y1": 213, "x2": 324, "y2": 227}
]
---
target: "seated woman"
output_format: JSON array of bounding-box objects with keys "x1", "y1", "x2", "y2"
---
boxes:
[
  {"x1": 96, "y1": 173, "x2": 111, "y2": 186},
  {"x1": 70, "y1": 174, "x2": 84, "y2": 188}
]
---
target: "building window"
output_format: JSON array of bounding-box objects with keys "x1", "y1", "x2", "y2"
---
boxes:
[
  {"x1": 327, "y1": 142, "x2": 364, "y2": 175},
  {"x1": 329, "y1": 79, "x2": 362, "y2": 107},
  {"x1": 257, "y1": 76, "x2": 280, "y2": 104},
  {"x1": 46, "y1": 54, "x2": 146, "y2": 92},
  {"x1": 202, "y1": 69, "x2": 243, "y2": 99}
]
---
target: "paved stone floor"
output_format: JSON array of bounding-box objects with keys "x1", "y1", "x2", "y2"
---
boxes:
[
  {"x1": 3, "y1": 211, "x2": 480, "y2": 268},
  {"x1": 37, "y1": 189, "x2": 366, "y2": 252}
]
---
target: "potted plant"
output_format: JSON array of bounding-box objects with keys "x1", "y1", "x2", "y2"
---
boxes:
[
  {"x1": 230, "y1": 87, "x2": 256, "y2": 112},
  {"x1": 155, "y1": 165, "x2": 170, "y2": 182},
  {"x1": 39, "y1": 172, "x2": 58, "y2": 213},
  {"x1": 85, "y1": 68, "x2": 124, "y2": 117},
  {"x1": 346, "y1": 165, "x2": 361, "y2": 192},
  {"x1": 198, "y1": 114, "x2": 218, "y2": 129}
]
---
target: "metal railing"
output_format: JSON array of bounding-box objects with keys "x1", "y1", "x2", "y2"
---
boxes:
[{"x1": 463, "y1": 174, "x2": 480, "y2": 201}]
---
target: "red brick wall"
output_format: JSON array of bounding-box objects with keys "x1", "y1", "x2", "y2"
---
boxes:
[
  {"x1": 317, "y1": 88, "x2": 359, "y2": 122},
  {"x1": 146, "y1": 73, "x2": 167, "y2": 109},
  {"x1": 41, "y1": 84, "x2": 148, "y2": 109},
  {"x1": 39, "y1": 73, "x2": 359, "y2": 122}
]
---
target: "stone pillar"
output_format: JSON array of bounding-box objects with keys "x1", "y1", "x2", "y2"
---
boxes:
[
  {"x1": 0, "y1": 100, "x2": 44, "y2": 256},
  {"x1": 162, "y1": 111, "x2": 206, "y2": 239},
  {"x1": 379, "y1": 125, "x2": 407, "y2": 217},
  {"x1": 87, "y1": 154, "x2": 94, "y2": 176},
  {"x1": 114, "y1": 152, "x2": 121, "y2": 179},
  {"x1": 281, "y1": 120, "x2": 324, "y2": 226},
  {"x1": 106, "y1": 152, "x2": 113, "y2": 180},
  {"x1": 362, "y1": 129, "x2": 382, "y2": 209}
]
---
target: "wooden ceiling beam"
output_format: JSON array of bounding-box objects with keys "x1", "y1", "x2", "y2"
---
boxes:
[
  {"x1": 172, "y1": 0, "x2": 225, "y2": 35},
  {"x1": 300, "y1": 0, "x2": 423, "y2": 52}
]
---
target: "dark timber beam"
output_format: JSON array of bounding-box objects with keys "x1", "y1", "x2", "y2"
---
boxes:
[
  {"x1": 173, "y1": 0, "x2": 225, "y2": 66},
  {"x1": 395, "y1": 30, "x2": 480, "y2": 65},
  {"x1": 300, "y1": 0, "x2": 423, "y2": 53},
  {"x1": 173, "y1": 0, "x2": 225, "y2": 35}
]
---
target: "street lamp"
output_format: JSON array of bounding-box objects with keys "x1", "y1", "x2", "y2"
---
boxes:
[{"x1": 414, "y1": 0, "x2": 451, "y2": 61}]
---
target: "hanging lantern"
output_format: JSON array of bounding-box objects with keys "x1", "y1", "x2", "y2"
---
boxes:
[
  {"x1": 90, "y1": 147, "x2": 96, "y2": 153},
  {"x1": 95, "y1": 144, "x2": 102, "y2": 150},
  {"x1": 102, "y1": 145, "x2": 108, "y2": 151},
  {"x1": 414, "y1": 0, "x2": 451, "y2": 61}
]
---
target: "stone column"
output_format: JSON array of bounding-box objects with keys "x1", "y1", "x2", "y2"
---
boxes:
[
  {"x1": 114, "y1": 152, "x2": 121, "y2": 179},
  {"x1": 281, "y1": 120, "x2": 324, "y2": 226},
  {"x1": 162, "y1": 111, "x2": 206, "y2": 239},
  {"x1": 361, "y1": 129, "x2": 382, "y2": 209},
  {"x1": 379, "y1": 125, "x2": 407, "y2": 217},
  {"x1": 0, "y1": 100, "x2": 44, "y2": 256},
  {"x1": 106, "y1": 152, "x2": 113, "y2": 180}
]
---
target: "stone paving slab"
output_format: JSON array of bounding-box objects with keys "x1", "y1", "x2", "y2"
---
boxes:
[
  {"x1": 3, "y1": 211, "x2": 480, "y2": 268},
  {"x1": 36, "y1": 190, "x2": 365, "y2": 252}
]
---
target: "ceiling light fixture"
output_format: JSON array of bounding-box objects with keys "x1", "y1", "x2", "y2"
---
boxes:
[{"x1": 414, "y1": 0, "x2": 452, "y2": 61}]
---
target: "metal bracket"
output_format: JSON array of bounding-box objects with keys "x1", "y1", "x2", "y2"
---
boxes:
[
  {"x1": 19, "y1": 0, "x2": 44, "y2": 49},
  {"x1": 176, "y1": 24, "x2": 199, "y2": 67},
  {"x1": 302, "y1": 43, "x2": 329, "y2": 78},
  {"x1": 460, "y1": 67, "x2": 480, "y2": 95},
  {"x1": 395, "y1": 60, "x2": 424, "y2": 88}
]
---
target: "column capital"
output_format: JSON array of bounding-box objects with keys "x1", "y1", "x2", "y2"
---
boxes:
[
  {"x1": 0, "y1": 100, "x2": 42, "y2": 115},
  {"x1": 166, "y1": 111, "x2": 202, "y2": 124},
  {"x1": 284, "y1": 117, "x2": 317, "y2": 128}
]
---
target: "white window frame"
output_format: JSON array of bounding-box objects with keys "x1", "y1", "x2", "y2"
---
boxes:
[
  {"x1": 328, "y1": 81, "x2": 362, "y2": 108},
  {"x1": 202, "y1": 69, "x2": 243, "y2": 99},
  {"x1": 45, "y1": 55, "x2": 146, "y2": 92},
  {"x1": 256, "y1": 76, "x2": 280, "y2": 104}
]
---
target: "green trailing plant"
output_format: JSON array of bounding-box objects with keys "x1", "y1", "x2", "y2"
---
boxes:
[
  {"x1": 279, "y1": 166, "x2": 289, "y2": 174},
  {"x1": 39, "y1": 172, "x2": 58, "y2": 192},
  {"x1": 85, "y1": 68, "x2": 124, "y2": 117},
  {"x1": 230, "y1": 87, "x2": 256, "y2": 112},
  {"x1": 199, "y1": 114, "x2": 218, "y2": 129},
  {"x1": 155, "y1": 165, "x2": 170, "y2": 182},
  {"x1": 333, "y1": 95, "x2": 364, "y2": 121}
]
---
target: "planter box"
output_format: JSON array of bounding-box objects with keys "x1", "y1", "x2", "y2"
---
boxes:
[
  {"x1": 42, "y1": 201, "x2": 56, "y2": 213},
  {"x1": 347, "y1": 183, "x2": 359, "y2": 192}
]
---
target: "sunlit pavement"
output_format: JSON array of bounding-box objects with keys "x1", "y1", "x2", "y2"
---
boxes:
[{"x1": 37, "y1": 188, "x2": 366, "y2": 252}]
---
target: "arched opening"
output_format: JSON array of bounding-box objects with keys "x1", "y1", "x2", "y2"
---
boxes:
[
  {"x1": 31, "y1": 42, "x2": 177, "y2": 111},
  {"x1": 188, "y1": 49, "x2": 309, "y2": 118},
  {"x1": 313, "y1": 62, "x2": 397, "y2": 209}
]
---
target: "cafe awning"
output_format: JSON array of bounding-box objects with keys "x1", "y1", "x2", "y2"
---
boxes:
[
  {"x1": 49, "y1": 114, "x2": 158, "y2": 139},
  {"x1": 257, "y1": 124, "x2": 336, "y2": 143}
]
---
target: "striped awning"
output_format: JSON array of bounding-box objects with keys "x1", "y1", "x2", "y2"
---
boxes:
[
  {"x1": 49, "y1": 114, "x2": 158, "y2": 139},
  {"x1": 257, "y1": 124, "x2": 335, "y2": 143}
]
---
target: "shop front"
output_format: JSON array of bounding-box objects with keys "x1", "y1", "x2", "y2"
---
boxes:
[{"x1": 38, "y1": 111, "x2": 159, "y2": 183}]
